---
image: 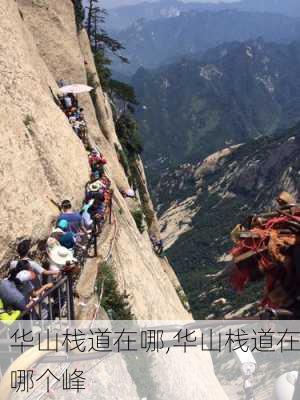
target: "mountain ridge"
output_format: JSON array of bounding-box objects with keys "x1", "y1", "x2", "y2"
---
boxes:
[
  {"x1": 105, "y1": 0, "x2": 300, "y2": 31},
  {"x1": 114, "y1": 9, "x2": 300, "y2": 74},
  {"x1": 133, "y1": 38, "x2": 300, "y2": 177},
  {"x1": 156, "y1": 123, "x2": 300, "y2": 318}
]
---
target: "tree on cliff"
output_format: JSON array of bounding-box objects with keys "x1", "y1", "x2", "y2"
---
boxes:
[
  {"x1": 72, "y1": 0, "x2": 85, "y2": 31},
  {"x1": 85, "y1": 0, "x2": 127, "y2": 60},
  {"x1": 109, "y1": 80, "x2": 138, "y2": 113},
  {"x1": 116, "y1": 114, "x2": 143, "y2": 160},
  {"x1": 85, "y1": 0, "x2": 130, "y2": 95}
]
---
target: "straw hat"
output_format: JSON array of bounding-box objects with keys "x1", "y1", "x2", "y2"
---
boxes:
[{"x1": 48, "y1": 245, "x2": 76, "y2": 266}]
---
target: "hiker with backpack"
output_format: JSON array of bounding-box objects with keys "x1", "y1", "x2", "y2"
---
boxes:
[
  {"x1": 85, "y1": 171, "x2": 104, "y2": 194},
  {"x1": 9, "y1": 239, "x2": 59, "y2": 280},
  {"x1": 63, "y1": 94, "x2": 72, "y2": 110},
  {"x1": 85, "y1": 181, "x2": 106, "y2": 220},
  {"x1": 88, "y1": 149, "x2": 107, "y2": 176},
  {"x1": 51, "y1": 219, "x2": 77, "y2": 250},
  {"x1": 57, "y1": 200, "x2": 84, "y2": 234},
  {"x1": 0, "y1": 265, "x2": 53, "y2": 315},
  {"x1": 46, "y1": 238, "x2": 78, "y2": 272}
]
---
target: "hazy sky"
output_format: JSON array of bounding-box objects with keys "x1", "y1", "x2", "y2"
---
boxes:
[{"x1": 101, "y1": 0, "x2": 237, "y2": 9}]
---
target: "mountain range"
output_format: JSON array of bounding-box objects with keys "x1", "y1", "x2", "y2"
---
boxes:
[
  {"x1": 105, "y1": 0, "x2": 300, "y2": 31},
  {"x1": 155, "y1": 123, "x2": 300, "y2": 318},
  {"x1": 114, "y1": 9, "x2": 300, "y2": 74},
  {"x1": 132, "y1": 37, "x2": 300, "y2": 318},
  {"x1": 133, "y1": 39, "x2": 300, "y2": 176}
]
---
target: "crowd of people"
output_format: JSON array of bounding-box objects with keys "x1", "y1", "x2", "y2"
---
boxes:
[
  {"x1": 0, "y1": 154, "x2": 112, "y2": 323},
  {"x1": 0, "y1": 93, "x2": 112, "y2": 324},
  {"x1": 59, "y1": 92, "x2": 89, "y2": 147},
  {"x1": 0, "y1": 89, "x2": 165, "y2": 324}
]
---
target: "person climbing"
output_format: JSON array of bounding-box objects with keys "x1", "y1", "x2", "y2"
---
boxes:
[
  {"x1": 79, "y1": 107, "x2": 85, "y2": 120},
  {"x1": 80, "y1": 202, "x2": 94, "y2": 231},
  {"x1": 55, "y1": 219, "x2": 76, "y2": 249},
  {"x1": 69, "y1": 93, "x2": 78, "y2": 109},
  {"x1": 156, "y1": 239, "x2": 164, "y2": 255},
  {"x1": 85, "y1": 182, "x2": 106, "y2": 218},
  {"x1": 88, "y1": 149, "x2": 107, "y2": 176},
  {"x1": 57, "y1": 200, "x2": 83, "y2": 234},
  {"x1": 10, "y1": 239, "x2": 58, "y2": 280},
  {"x1": 85, "y1": 171, "x2": 104, "y2": 195},
  {"x1": 63, "y1": 94, "x2": 72, "y2": 110},
  {"x1": 150, "y1": 235, "x2": 164, "y2": 256},
  {"x1": 47, "y1": 238, "x2": 78, "y2": 273},
  {"x1": 0, "y1": 267, "x2": 53, "y2": 314}
]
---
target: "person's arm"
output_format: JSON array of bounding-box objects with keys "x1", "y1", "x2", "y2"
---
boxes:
[
  {"x1": 31, "y1": 283, "x2": 54, "y2": 299},
  {"x1": 43, "y1": 270, "x2": 60, "y2": 277},
  {"x1": 24, "y1": 283, "x2": 54, "y2": 310},
  {"x1": 30, "y1": 260, "x2": 59, "y2": 278}
]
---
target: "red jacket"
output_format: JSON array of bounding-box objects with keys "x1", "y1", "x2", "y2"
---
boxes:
[{"x1": 89, "y1": 154, "x2": 107, "y2": 167}]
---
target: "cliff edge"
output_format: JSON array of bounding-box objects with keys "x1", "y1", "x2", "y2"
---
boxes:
[{"x1": 0, "y1": 1, "x2": 228, "y2": 398}]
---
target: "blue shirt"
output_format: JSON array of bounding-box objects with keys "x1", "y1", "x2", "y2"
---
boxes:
[{"x1": 58, "y1": 212, "x2": 82, "y2": 233}]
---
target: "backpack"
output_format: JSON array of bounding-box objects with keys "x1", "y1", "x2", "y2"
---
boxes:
[{"x1": 8, "y1": 259, "x2": 31, "y2": 284}]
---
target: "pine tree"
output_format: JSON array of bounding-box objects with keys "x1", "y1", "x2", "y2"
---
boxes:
[
  {"x1": 72, "y1": 0, "x2": 85, "y2": 32},
  {"x1": 109, "y1": 80, "x2": 139, "y2": 113},
  {"x1": 85, "y1": 0, "x2": 129, "y2": 90}
]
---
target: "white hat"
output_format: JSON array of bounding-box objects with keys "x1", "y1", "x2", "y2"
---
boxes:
[
  {"x1": 48, "y1": 246, "x2": 76, "y2": 266},
  {"x1": 89, "y1": 181, "x2": 102, "y2": 192}
]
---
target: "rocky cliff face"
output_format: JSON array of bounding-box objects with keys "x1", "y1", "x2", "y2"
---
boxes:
[
  {"x1": 16, "y1": 0, "x2": 186, "y2": 321},
  {"x1": 0, "y1": 1, "x2": 227, "y2": 398},
  {"x1": 157, "y1": 125, "x2": 300, "y2": 318}
]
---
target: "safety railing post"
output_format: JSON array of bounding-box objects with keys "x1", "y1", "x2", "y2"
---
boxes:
[{"x1": 66, "y1": 274, "x2": 75, "y2": 320}]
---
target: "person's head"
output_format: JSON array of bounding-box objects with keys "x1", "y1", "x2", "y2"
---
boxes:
[
  {"x1": 17, "y1": 239, "x2": 32, "y2": 258},
  {"x1": 61, "y1": 199, "x2": 72, "y2": 212},
  {"x1": 91, "y1": 148, "x2": 98, "y2": 156},
  {"x1": 80, "y1": 108, "x2": 84, "y2": 112},
  {"x1": 57, "y1": 219, "x2": 69, "y2": 232}
]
